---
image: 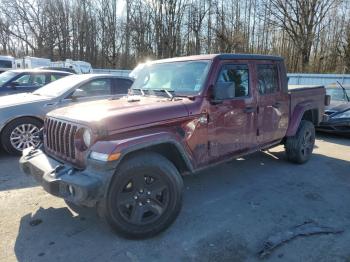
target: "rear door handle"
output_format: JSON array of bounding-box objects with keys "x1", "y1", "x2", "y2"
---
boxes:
[{"x1": 244, "y1": 106, "x2": 256, "y2": 113}]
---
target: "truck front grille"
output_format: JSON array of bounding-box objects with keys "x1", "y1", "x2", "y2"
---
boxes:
[{"x1": 44, "y1": 118, "x2": 78, "y2": 163}]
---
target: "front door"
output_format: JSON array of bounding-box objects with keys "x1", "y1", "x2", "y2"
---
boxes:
[
  {"x1": 208, "y1": 62, "x2": 257, "y2": 161},
  {"x1": 256, "y1": 63, "x2": 289, "y2": 145}
]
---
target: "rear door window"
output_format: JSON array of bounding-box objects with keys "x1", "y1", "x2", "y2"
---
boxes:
[
  {"x1": 0, "y1": 60, "x2": 13, "y2": 68},
  {"x1": 50, "y1": 74, "x2": 66, "y2": 82},
  {"x1": 32, "y1": 74, "x2": 46, "y2": 86},
  {"x1": 257, "y1": 64, "x2": 279, "y2": 95},
  {"x1": 113, "y1": 78, "x2": 133, "y2": 94}
]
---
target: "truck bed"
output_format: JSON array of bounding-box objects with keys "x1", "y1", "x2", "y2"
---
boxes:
[{"x1": 288, "y1": 85, "x2": 326, "y2": 126}]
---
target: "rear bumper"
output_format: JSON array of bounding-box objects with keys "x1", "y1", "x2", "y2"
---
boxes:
[{"x1": 20, "y1": 148, "x2": 103, "y2": 206}]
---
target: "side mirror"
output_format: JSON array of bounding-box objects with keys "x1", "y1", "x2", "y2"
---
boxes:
[
  {"x1": 7, "y1": 82, "x2": 19, "y2": 89},
  {"x1": 71, "y1": 88, "x2": 87, "y2": 100}
]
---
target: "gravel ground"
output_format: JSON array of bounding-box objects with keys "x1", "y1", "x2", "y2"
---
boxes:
[{"x1": 0, "y1": 133, "x2": 349, "y2": 262}]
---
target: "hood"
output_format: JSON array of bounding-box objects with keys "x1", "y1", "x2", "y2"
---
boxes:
[
  {"x1": 326, "y1": 100, "x2": 350, "y2": 114},
  {"x1": 48, "y1": 96, "x2": 191, "y2": 132},
  {"x1": 0, "y1": 93, "x2": 51, "y2": 109}
]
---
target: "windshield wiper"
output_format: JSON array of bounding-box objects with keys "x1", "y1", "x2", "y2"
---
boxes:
[
  {"x1": 337, "y1": 81, "x2": 350, "y2": 102},
  {"x1": 131, "y1": 88, "x2": 145, "y2": 96},
  {"x1": 149, "y1": 89, "x2": 175, "y2": 100},
  {"x1": 153, "y1": 89, "x2": 196, "y2": 101},
  {"x1": 163, "y1": 89, "x2": 174, "y2": 99}
]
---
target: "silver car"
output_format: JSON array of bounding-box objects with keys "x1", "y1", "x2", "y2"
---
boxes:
[{"x1": 0, "y1": 74, "x2": 133, "y2": 155}]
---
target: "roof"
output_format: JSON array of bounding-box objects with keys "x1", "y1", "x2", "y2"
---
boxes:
[
  {"x1": 8, "y1": 69, "x2": 73, "y2": 74},
  {"x1": 59, "y1": 74, "x2": 134, "y2": 82},
  {"x1": 0, "y1": 55, "x2": 14, "y2": 60},
  {"x1": 151, "y1": 53, "x2": 283, "y2": 64}
]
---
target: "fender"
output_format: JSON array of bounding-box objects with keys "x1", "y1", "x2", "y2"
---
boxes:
[
  {"x1": 90, "y1": 131, "x2": 195, "y2": 172},
  {"x1": 286, "y1": 101, "x2": 314, "y2": 137}
]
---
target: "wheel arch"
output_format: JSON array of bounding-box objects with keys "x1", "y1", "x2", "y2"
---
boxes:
[
  {"x1": 301, "y1": 109, "x2": 319, "y2": 125},
  {"x1": 0, "y1": 115, "x2": 44, "y2": 137},
  {"x1": 116, "y1": 141, "x2": 194, "y2": 175},
  {"x1": 286, "y1": 104, "x2": 319, "y2": 137}
]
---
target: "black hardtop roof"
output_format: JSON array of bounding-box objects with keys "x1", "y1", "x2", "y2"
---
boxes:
[
  {"x1": 215, "y1": 53, "x2": 283, "y2": 61},
  {"x1": 151, "y1": 53, "x2": 284, "y2": 64}
]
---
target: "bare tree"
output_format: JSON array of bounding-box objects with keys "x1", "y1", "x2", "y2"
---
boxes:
[
  {"x1": 266, "y1": 0, "x2": 339, "y2": 71},
  {"x1": 0, "y1": 0, "x2": 347, "y2": 73}
]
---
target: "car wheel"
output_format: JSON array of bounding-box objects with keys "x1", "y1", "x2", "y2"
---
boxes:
[
  {"x1": 285, "y1": 120, "x2": 315, "y2": 164},
  {"x1": 101, "y1": 152, "x2": 183, "y2": 239},
  {"x1": 1, "y1": 117, "x2": 42, "y2": 155}
]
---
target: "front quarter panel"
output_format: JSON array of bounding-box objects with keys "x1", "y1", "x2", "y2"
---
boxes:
[
  {"x1": 90, "y1": 131, "x2": 196, "y2": 172},
  {"x1": 0, "y1": 99, "x2": 55, "y2": 133}
]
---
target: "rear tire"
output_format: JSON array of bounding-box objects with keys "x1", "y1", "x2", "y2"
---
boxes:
[
  {"x1": 101, "y1": 152, "x2": 183, "y2": 239},
  {"x1": 1, "y1": 117, "x2": 42, "y2": 155},
  {"x1": 285, "y1": 120, "x2": 315, "y2": 164}
]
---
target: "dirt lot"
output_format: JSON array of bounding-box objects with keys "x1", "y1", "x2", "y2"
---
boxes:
[{"x1": 0, "y1": 133, "x2": 349, "y2": 262}]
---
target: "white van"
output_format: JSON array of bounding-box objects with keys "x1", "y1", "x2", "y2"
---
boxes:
[
  {"x1": 0, "y1": 55, "x2": 15, "y2": 73},
  {"x1": 16, "y1": 56, "x2": 51, "y2": 69}
]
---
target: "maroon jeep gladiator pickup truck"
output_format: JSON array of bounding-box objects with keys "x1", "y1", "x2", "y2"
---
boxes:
[{"x1": 20, "y1": 54, "x2": 327, "y2": 238}]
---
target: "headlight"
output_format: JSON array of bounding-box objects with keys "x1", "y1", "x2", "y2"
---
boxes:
[
  {"x1": 332, "y1": 110, "x2": 350, "y2": 119},
  {"x1": 90, "y1": 151, "x2": 121, "y2": 162},
  {"x1": 83, "y1": 129, "x2": 92, "y2": 147}
]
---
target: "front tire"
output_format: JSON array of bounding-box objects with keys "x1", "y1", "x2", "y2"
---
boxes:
[
  {"x1": 1, "y1": 117, "x2": 42, "y2": 155},
  {"x1": 285, "y1": 120, "x2": 315, "y2": 164},
  {"x1": 102, "y1": 152, "x2": 183, "y2": 239}
]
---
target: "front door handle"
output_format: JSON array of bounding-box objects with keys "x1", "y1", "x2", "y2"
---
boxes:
[
  {"x1": 244, "y1": 106, "x2": 256, "y2": 113},
  {"x1": 272, "y1": 102, "x2": 282, "y2": 108},
  {"x1": 43, "y1": 102, "x2": 58, "y2": 107}
]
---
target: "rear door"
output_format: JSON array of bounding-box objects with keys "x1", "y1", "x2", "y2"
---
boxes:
[{"x1": 256, "y1": 62, "x2": 289, "y2": 144}]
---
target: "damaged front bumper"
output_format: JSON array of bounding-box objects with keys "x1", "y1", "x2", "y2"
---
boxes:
[
  {"x1": 317, "y1": 119, "x2": 350, "y2": 134},
  {"x1": 19, "y1": 148, "x2": 107, "y2": 207}
]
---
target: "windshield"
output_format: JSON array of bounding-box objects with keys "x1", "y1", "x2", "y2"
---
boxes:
[
  {"x1": 0, "y1": 60, "x2": 13, "y2": 68},
  {"x1": 0, "y1": 71, "x2": 17, "y2": 86},
  {"x1": 33, "y1": 74, "x2": 90, "y2": 97},
  {"x1": 131, "y1": 60, "x2": 211, "y2": 95},
  {"x1": 326, "y1": 87, "x2": 350, "y2": 102}
]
